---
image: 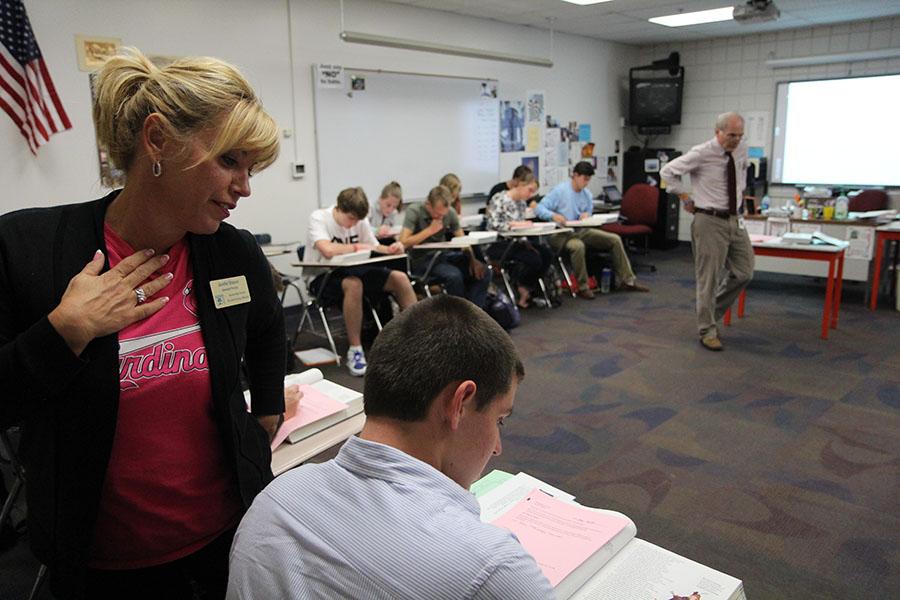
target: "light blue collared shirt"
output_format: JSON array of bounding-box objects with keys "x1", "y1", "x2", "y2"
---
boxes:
[
  {"x1": 535, "y1": 180, "x2": 593, "y2": 222},
  {"x1": 227, "y1": 436, "x2": 554, "y2": 600}
]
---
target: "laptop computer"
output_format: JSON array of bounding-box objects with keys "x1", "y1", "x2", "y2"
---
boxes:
[{"x1": 601, "y1": 185, "x2": 622, "y2": 205}]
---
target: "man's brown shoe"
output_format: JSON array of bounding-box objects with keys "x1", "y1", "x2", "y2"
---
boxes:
[
  {"x1": 578, "y1": 288, "x2": 596, "y2": 300},
  {"x1": 700, "y1": 336, "x2": 723, "y2": 351},
  {"x1": 623, "y1": 282, "x2": 650, "y2": 293}
]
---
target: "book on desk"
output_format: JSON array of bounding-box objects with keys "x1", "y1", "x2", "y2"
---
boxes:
[
  {"x1": 244, "y1": 369, "x2": 364, "y2": 451},
  {"x1": 474, "y1": 471, "x2": 746, "y2": 600}
]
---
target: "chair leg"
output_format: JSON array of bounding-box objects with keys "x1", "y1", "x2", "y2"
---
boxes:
[
  {"x1": 536, "y1": 277, "x2": 553, "y2": 307},
  {"x1": 367, "y1": 299, "x2": 383, "y2": 332},
  {"x1": 499, "y1": 268, "x2": 516, "y2": 302},
  {"x1": 317, "y1": 305, "x2": 341, "y2": 366},
  {"x1": 28, "y1": 565, "x2": 47, "y2": 600},
  {"x1": 0, "y1": 429, "x2": 24, "y2": 531},
  {"x1": 557, "y1": 256, "x2": 577, "y2": 298}
]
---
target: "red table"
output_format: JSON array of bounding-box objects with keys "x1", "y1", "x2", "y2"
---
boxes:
[
  {"x1": 868, "y1": 226, "x2": 900, "y2": 310},
  {"x1": 724, "y1": 242, "x2": 846, "y2": 340}
]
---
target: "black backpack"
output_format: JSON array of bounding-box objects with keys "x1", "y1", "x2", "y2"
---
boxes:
[{"x1": 485, "y1": 292, "x2": 520, "y2": 331}]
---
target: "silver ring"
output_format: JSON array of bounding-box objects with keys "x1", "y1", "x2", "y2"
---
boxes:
[{"x1": 134, "y1": 287, "x2": 147, "y2": 304}]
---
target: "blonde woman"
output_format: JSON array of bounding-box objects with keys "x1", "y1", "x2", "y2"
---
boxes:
[
  {"x1": 439, "y1": 172, "x2": 463, "y2": 216},
  {"x1": 0, "y1": 48, "x2": 284, "y2": 597},
  {"x1": 371, "y1": 180, "x2": 403, "y2": 242}
]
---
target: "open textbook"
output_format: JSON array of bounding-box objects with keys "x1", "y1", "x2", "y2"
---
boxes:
[
  {"x1": 474, "y1": 471, "x2": 746, "y2": 600},
  {"x1": 243, "y1": 369, "x2": 363, "y2": 450}
]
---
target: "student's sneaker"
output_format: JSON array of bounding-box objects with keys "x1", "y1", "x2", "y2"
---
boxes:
[{"x1": 347, "y1": 348, "x2": 367, "y2": 376}]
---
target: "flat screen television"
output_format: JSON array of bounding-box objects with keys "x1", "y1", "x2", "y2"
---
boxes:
[{"x1": 629, "y1": 67, "x2": 684, "y2": 127}]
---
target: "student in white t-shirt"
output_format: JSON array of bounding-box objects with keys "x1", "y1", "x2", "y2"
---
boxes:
[{"x1": 306, "y1": 187, "x2": 417, "y2": 376}]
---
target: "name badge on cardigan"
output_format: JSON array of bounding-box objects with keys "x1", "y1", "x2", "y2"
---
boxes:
[{"x1": 210, "y1": 276, "x2": 251, "y2": 309}]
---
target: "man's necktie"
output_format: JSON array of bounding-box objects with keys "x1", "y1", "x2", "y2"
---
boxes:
[{"x1": 725, "y1": 151, "x2": 737, "y2": 215}]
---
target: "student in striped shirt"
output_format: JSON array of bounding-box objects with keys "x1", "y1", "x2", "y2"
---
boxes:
[{"x1": 227, "y1": 295, "x2": 554, "y2": 599}]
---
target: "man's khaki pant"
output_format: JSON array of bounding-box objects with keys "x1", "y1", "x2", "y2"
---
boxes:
[
  {"x1": 691, "y1": 213, "x2": 754, "y2": 338},
  {"x1": 549, "y1": 228, "x2": 636, "y2": 289}
]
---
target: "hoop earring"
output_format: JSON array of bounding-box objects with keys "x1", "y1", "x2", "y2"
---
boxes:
[{"x1": 152, "y1": 160, "x2": 162, "y2": 177}]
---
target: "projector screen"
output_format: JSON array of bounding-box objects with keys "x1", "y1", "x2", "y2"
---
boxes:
[{"x1": 771, "y1": 73, "x2": 900, "y2": 187}]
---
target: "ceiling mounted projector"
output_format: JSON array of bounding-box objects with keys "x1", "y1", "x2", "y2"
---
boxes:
[{"x1": 733, "y1": 0, "x2": 780, "y2": 25}]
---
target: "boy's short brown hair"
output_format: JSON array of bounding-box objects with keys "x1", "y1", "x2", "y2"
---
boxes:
[{"x1": 336, "y1": 187, "x2": 369, "y2": 219}]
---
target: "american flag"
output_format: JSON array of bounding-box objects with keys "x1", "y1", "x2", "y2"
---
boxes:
[{"x1": 0, "y1": 0, "x2": 71, "y2": 154}]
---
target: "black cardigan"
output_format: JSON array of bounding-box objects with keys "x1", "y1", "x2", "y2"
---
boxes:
[{"x1": 0, "y1": 191, "x2": 286, "y2": 598}]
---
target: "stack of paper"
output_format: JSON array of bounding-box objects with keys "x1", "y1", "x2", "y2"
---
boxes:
[
  {"x1": 326, "y1": 250, "x2": 371, "y2": 264},
  {"x1": 474, "y1": 471, "x2": 745, "y2": 600},
  {"x1": 450, "y1": 232, "x2": 498, "y2": 245},
  {"x1": 782, "y1": 232, "x2": 813, "y2": 245},
  {"x1": 511, "y1": 221, "x2": 557, "y2": 231},
  {"x1": 566, "y1": 214, "x2": 618, "y2": 227},
  {"x1": 244, "y1": 369, "x2": 364, "y2": 450},
  {"x1": 294, "y1": 347, "x2": 338, "y2": 366}
]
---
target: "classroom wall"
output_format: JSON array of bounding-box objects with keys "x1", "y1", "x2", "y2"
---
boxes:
[
  {"x1": 3, "y1": 0, "x2": 638, "y2": 245},
  {"x1": 635, "y1": 16, "x2": 900, "y2": 163},
  {"x1": 631, "y1": 15, "x2": 900, "y2": 239}
]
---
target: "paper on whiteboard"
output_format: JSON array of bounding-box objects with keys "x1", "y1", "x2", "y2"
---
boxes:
[{"x1": 316, "y1": 64, "x2": 343, "y2": 89}]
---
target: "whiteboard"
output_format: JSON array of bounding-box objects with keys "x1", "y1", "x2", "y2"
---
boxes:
[{"x1": 312, "y1": 67, "x2": 500, "y2": 207}]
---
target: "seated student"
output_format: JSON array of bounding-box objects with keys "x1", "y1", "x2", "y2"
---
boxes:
[
  {"x1": 306, "y1": 187, "x2": 417, "y2": 376},
  {"x1": 440, "y1": 172, "x2": 463, "y2": 216},
  {"x1": 399, "y1": 185, "x2": 492, "y2": 309},
  {"x1": 487, "y1": 164, "x2": 533, "y2": 206},
  {"x1": 371, "y1": 180, "x2": 403, "y2": 243},
  {"x1": 536, "y1": 161, "x2": 650, "y2": 299},
  {"x1": 485, "y1": 173, "x2": 553, "y2": 309},
  {"x1": 227, "y1": 295, "x2": 555, "y2": 600}
]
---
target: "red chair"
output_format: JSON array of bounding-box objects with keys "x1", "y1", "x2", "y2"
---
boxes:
[
  {"x1": 848, "y1": 189, "x2": 888, "y2": 213},
  {"x1": 601, "y1": 183, "x2": 659, "y2": 272}
]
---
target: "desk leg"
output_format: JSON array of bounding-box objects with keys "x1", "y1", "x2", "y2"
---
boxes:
[
  {"x1": 870, "y1": 233, "x2": 885, "y2": 311},
  {"x1": 821, "y1": 257, "x2": 835, "y2": 340},
  {"x1": 832, "y1": 251, "x2": 845, "y2": 329},
  {"x1": 737, "y1": 289, "x2": 746, "y2": 318}
]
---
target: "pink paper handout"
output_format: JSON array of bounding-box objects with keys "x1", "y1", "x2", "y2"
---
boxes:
[{"x1": 492, "y1": 488, "x2": 629, "y2": 587}]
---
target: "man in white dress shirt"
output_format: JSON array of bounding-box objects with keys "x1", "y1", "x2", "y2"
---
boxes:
[
  {"x1": 660, "y1": 112, "x2": 753, "y2": 351},
  {"x1": 226, "y1": 295, "x2": 554, "y2": 599}
]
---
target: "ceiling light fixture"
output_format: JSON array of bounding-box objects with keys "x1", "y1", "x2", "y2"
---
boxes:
[
  {"x1": 340, "y1": 31, "x2": 553, "y2": 67},
  {"x1": 649, "y1": 6, "x2": 734, "y2": 27},
  {"x1": 561, "y1": 0, "x2": 613, "y2": 5}
]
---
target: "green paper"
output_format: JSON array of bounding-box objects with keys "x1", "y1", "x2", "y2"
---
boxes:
[{"x1": 469, "y1": 469, "x2": 513, "y2": 498}]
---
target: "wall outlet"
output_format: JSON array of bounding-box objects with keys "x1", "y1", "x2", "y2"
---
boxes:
[{"x1": 291, "y1": 162, "x2": 305, "y2": 179}]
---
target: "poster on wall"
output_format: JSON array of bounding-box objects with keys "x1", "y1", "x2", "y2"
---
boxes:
[
  {"x1": 605, "y1": 155, "x2": 619, "y2": 185},
  {"x1": 75, "y1": 35, "x2": 121, "y2": 72},
  {"x1": 526, "y1": 125, "x2": 540, "y2": 153},
  {"x1": 500, "y1": 100, "x2": 525, "y2": 152},
  {"x1": 526, "y1": 90, "x2": 545, "y2": 125},
  {"x1": 743, "y1": 111, "x2": 769, "y2": 148},
  {"x1": 521, "y1": 156, "x2": 539, "y2": 184}
]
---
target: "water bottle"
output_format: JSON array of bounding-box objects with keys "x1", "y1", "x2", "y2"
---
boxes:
[
  {"x1": 600, "y1": 268, "x2": 611, "y2": 294},
  {"x1": 835, "y1": 192, "x2": 849, "y2": 220},
  {"x1": 761, "y1": 195, "x2": 770, "y2": 213}
]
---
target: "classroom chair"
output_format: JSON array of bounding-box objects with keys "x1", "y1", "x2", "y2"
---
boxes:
[
  {"x1": 848, "y1": 189, "x2": 888, "y2": 213},
  {"x1": 1, "y1": 427, "x2": 48, "y2": 600},
  {"x1": 601, "y1": 183, "x2": 658, "y2": 273},
  {"x1": 293, "y1": 246, "x2": 389, "y2": 365},
  {"x1": 490, "y1": 239, "x2": 557, "y2": 308}
]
